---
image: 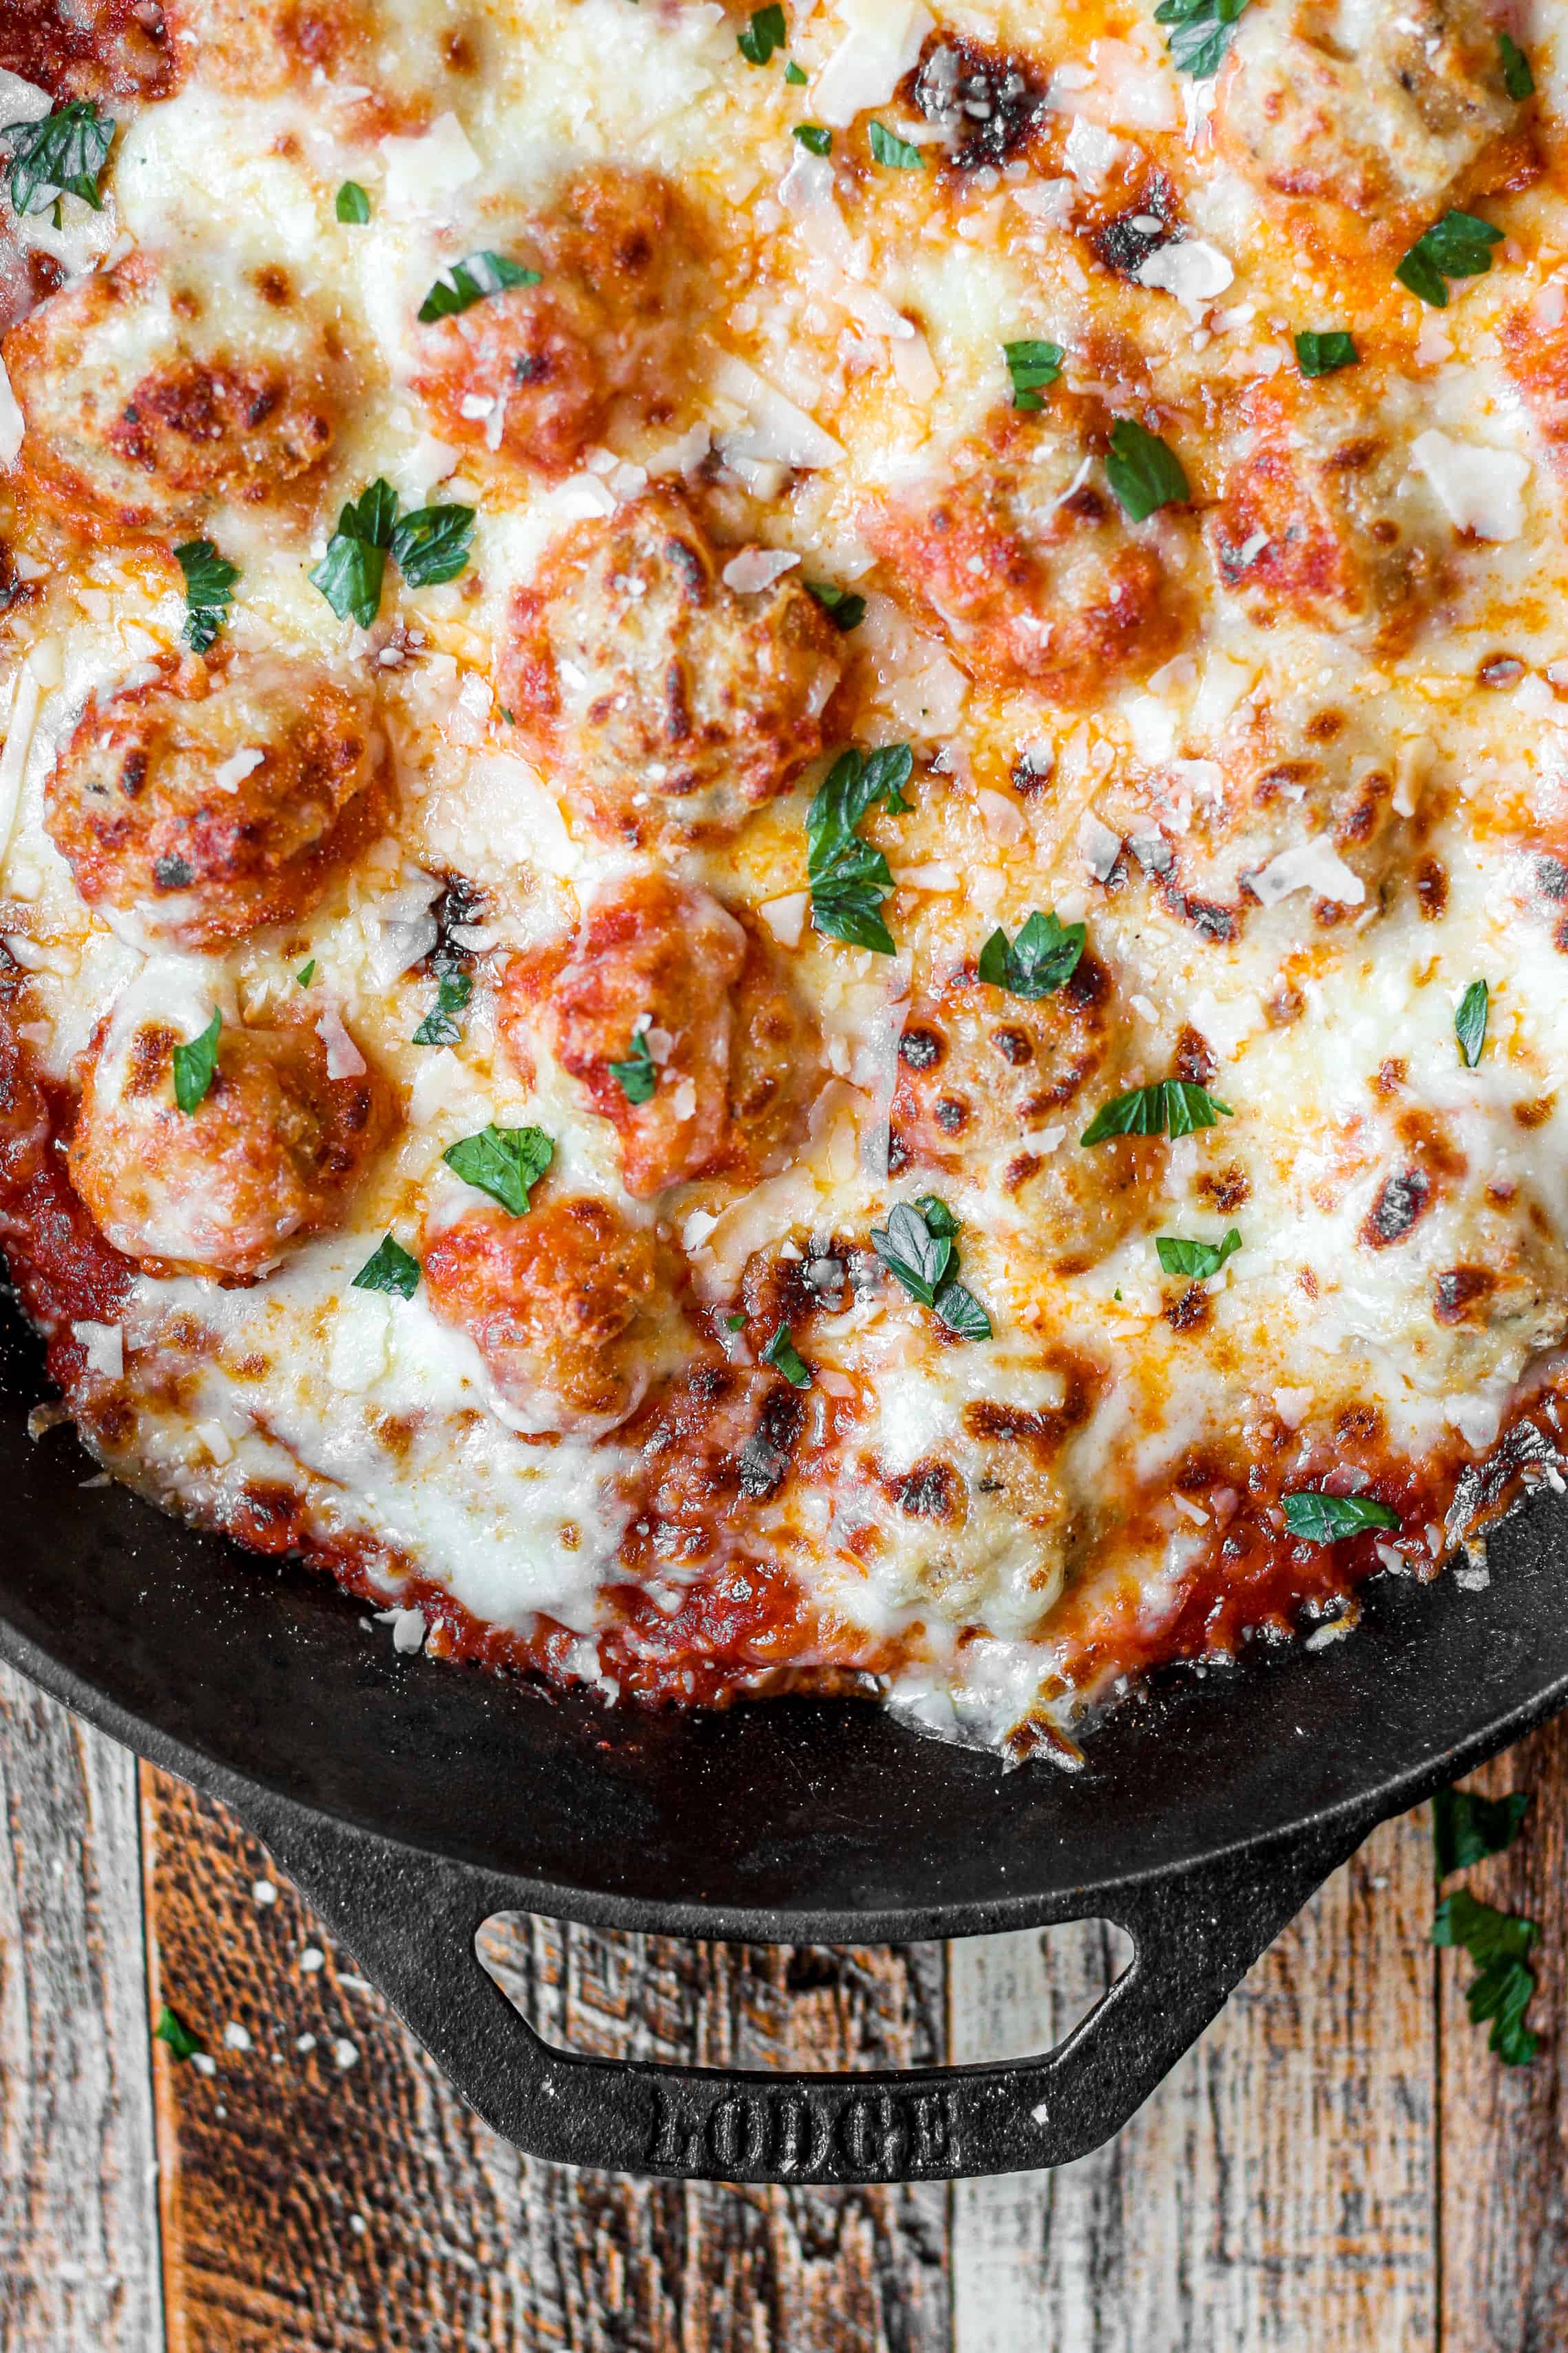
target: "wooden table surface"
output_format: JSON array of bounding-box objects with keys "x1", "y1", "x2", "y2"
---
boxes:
[{"x1": 2, "y1": 1658, "x2": 1564, "y2": 2353}]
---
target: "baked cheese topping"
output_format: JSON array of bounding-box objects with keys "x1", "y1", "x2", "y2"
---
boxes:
[{"x1": 2, "y1": 0, "x2": 1567, "y2": 1758}]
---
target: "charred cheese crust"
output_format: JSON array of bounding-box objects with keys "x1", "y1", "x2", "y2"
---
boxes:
[{"x1": 1, "y1": 0, "x2": 1568, "y2": 1759}]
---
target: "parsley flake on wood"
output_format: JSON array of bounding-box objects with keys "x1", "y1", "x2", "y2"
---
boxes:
[
  {"x1": 335, "y1": 180, "x2": 371, "y2": 222},
  {"x1": 1499, "y1": 30, "x2": 1534, "y2": 101},
  {"x1": 1003, "y1": 338, "x2": 1065, "y2": 411},
  {"x1": 443, "y1": 1123, "x2": 554, "y2": 1216},
  {"x1": 1080, "y1": 1079, "x2": 1231, "y2": 1146},
  {"x1": 762, "y1": 1323, "x2": 812, "y2": 1387},
  {"x1": 1105, "y1": 419, "x2": 1190, "y2": 521},
  {"x1": 1456, "y1": 978, "x2": 1489, "y2": 1068},
  {"x1": 1433, "y1": 1785, "x2": 1530, "y2": 1878},
  {"x1": 1281, "y1": 1491, "x2": 1401, "y2": 1542},
  {"x1": 1295, "y1": 329, "x2": 1358, "y2": 377},
  {"x1": 1433, "y1": 1887, "x2": 1540, "y2": 2064},
  {"x1": 868, "y1": 121, "x2": 924, "y2": 168},
  {"x1": 793, "y1": 123, "x2": 832, "y2": 154},
  {"x1": 609, "y1": 1030, "x2": 658, "y2": 1103},
  {"x1": 806, "y1": 743, "x2": 914, "y2": 955},
  {"x1": 172, "y1": 1010, "x2": 222, "y2": 1115},
  {"x1": 1, "y1": 100, "x2": 115, "y2": 219},
  {"x1": 805, "y1": 581, "x2": 866, "y2": 631},
  {"x1": 1156, "y1": 1227, "x2": 1242, "y2": 1280},
  {"x1": 869, "y1": 1198, "x2": 993, "y2": 1340},
  {"x1": 417, "y1": 251, "x2": 540, "y2": 322},
  {"x1": 977, "y1": 909, "x2": 1085, "y2": 998},
  {"x1": 1153, "y1": 0, "x2": 1251, "y2": 80},
  {"x1": 412, "y1": 965, "x2": 472, "y2": 1046},
  {"x1": 351, "y1": 1234, "x2": 421, "y2": 1298},
  {"x1": 389, "y1": 501, "x2": 476, "y2": 588},
  {"x1": 1395, "y1": 209, "x2": 1503, "y2": 307},
  {"x1": 310, "y1": 479, "x2": 397, "y2": 626},
  {"x1": 738, "y1": 4, "x2": 786, "y2": 63},
  {"x1": 154, "y1": 2005, "x2": 202, "y2": 2061},
  {"x1": 174, "y1": 539, "x2": 239, "y2": 654}
]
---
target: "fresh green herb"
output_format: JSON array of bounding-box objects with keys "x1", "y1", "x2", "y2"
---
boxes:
[
  {"x1": 417, "y1": 251, "x2": 540, "y2": 322},
  {"x1": 725, "y1": 1310, "x2": 748, "y2": 1331},
  {"x1": 1153, "y1": 0, "x2": 1251, "y2": 79},
  {"x1": 1456, "y1": 979, "x2": 1489, "y2": 1068},
  {"x1": 1105, "y1": 418, "x2": 1190, "y2": 522},
  {"x1": 793, "y1": 123, "x2": 832, "y2": 154},
  {"x1": 1003, "y1": 338, "x2": 1065, "y2": 411},
  {"x1": 173, "y1": 539, "x2": 239, "y2": 655},
  {"x1": 1281, "y1": 1491, "x2": 1401, "y2": 1542},
  {"x1": 977, "y1": 909, "x2": 1085, "y2": 999},
  {"x1": 869, "y1": 1197, "x2": 993, "y2": 1340},
  {"x1": 784, "y1": 58, "x2": 807, "y2": 83},
  {"x1": 154, "y1": 2005, "x2": 202, "y2": 2061},
  {"x1": 1433, "y1": 1888, "x2": 1540, "y2": 2064},
  {"x1": 763, "y1": 1323, "x2": 812, "y2": 1387},
  {"x1": 442, "y1": 1123, "x2": 554, "y2": 1216},
  {"x1": 738, "y1": 4, "x2": 786, "y2": 63},
  {"x1": 389, "y1": 501, "x2": 475, "y2": 588},
  {"x1": 1395, "y1": 209, "x2": 1503, "y2": 307},
  {"x1": 1434, "y1": 1785, "x2": 1530, "y2": 1879},
  {"x1": 609, "y1": 1030, "x2": 658, "y2": 1103},
  {"x1": 1295, "y1": 329, "x2": 1358, "y2": 377},
  {"x1": 412, "y1": 965, "x2": 472, "y2": 1046},
  {"x1": 806, "y1": 743, "x2": 914, "y2": 955},
  {"x1": 1499, "y1": 30, "x2": 1534, "y2": 101},
  {"x1": 1, "y1": 100, "x2": 115, "y2": 218},
  {"x1": 1080, "y1": 1079, "x2": 1231, "y2": 1146},
  {"x1": 296, "y1": 960, "x2": 316, "y2": 987},
  {"x1": 309, "y1": 478, "x2": 397, "y2": 627},
  {"x1": 1156, "y1": 1227, "x2": 1242, "y2": 1280},
  {"x1": 172, "y1": 1010, "x2": 222, "y2": 1115},
  {"x1": 805, "y1": 581, "x2": 866, "y2": 631},
  {"x1": 335, "y1": 180, "x2": 371, "y2": 223},
  {"x1": 868, "y1": 121, "x2": 923, "y2": 168},
  {"x1": 352, "y1": 1234, "x2": 421, "y2": 1298}
]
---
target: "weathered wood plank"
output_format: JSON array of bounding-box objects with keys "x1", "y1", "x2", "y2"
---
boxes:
[
  {"x1": 0, "y1": 1665, "x2": 162, "y2": 2353},
  {"x1": 140, "y1": 1763, "x2": 950, "y2": 2353}
]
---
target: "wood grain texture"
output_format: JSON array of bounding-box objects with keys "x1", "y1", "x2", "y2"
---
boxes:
[{"x1": 0, "y1": 1661, "x2": 161, "y2": 2353}]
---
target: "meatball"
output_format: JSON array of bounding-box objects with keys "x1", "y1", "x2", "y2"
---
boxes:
[
  {"x1": 1215, "y1": 0, "x2": 1518, "y2": 219},
  {"x1": 45, "y1": 655, "x2": 390, "y2": 947},
  {"x1": 164, "y1": 0, "x2": 377, "y2": 92},
  {"x1": 865, "y1": 452, "x2": 1188, "y2": 707},
  {"x1": 421, "y1": 1196, "x2": 657, "y2": 1435},
  {"x1": 499, "y1": 488, "x2": 840, "y2": 846},
  {"x1": 70, "y1": 980, "x2": 393, "y2": 1280},
  {"x1": 410, "y1": 166, "x2": 707, "y2": 479},
  {"x1": 6, "y1": 254, "x2": 348, "y2": 534},
  {"x1": 2, "y1": 0, "x2": 176, "y2": 101}
]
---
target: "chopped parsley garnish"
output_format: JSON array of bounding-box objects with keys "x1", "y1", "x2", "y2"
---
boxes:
[
  {"x1": 171, "y1": 1010, "x2": 222, "y2": 1115},
  {"x1": 1, "y1": 100, "x2": 115, "y2": 220},
  {"x1": 784, "y1": 58, "x2": 807, "y2": 83},
  {"x1": 1080, "y1": 1079, "x2": 1231, "y2": 1146},
  {"x1": 351, "y1": 1234, "x2": 421, "y2": 1298},
  {"x1": 1105, "y1": 419, "x2": 1190, "y2": 522},
  {"x1": 762, "y1": 1323, "x2": 812, "y2": 1387},
  {"x1": 738, "y1": 4, "x2": 786, "y2": 63},
  {"x1": 725, "y1": 1310, "x2": 748, "y2": 1331},
  {"x1": 173, "y1": 539, "x2": 239, "y2": 655},
  {"x1": 1003, "y1": 338, "x2": 1065, "y2": 411},
  {"x1": 806, "y1": 743, "x2": 913, "y2": 955},
  {"x1": 1395, "y1": 210, "x2": 1503, "y2": 308},
  {"x1": 869, "y1": 1197, "x2": 992, "y2": 1341},
  {"x1": 1456, "y1": 978, "x2": 1489, "y2": 1068},
  {"x1": 335, "y1": 180, "x2": 371, "y2": 223},
  {"x1": 868, "y1": 121, "x2": 924, "y2": 169},
  {"x1": 977, "y1": 909, "x2": 1085, "y2": 999},
  {"x1": 389, "y1": 501, "x2": 476, "y2": 588},
  {"x1": 609, "y1": 1030, "x2": 658, "y2": 1103},
  {"x1": 311, "y1": 479, "x2": 474, "y2": 625},
  {"x1": 1281, "y1": 1491, "x2": 1401, "y2": 1542},
  {"x1": 296, "y1": 960, "x2": 316, "y2": 987},
  {"x1": 412, "y1": 965, "x2": 472, "y2": 1046},
  {"x1": 1295, "y1": 329, "x2": 1358, "y2": 377},
  {"x1": 805, "y1": 581, "x2": 866, "y2": 631},
  {"x1": 417, "y1": 251, "x2": 540, "y2": 322},
  {"x1": 1499, "y1": 31, "x2": 1534, "y2": 101},
  {"x1": 443, "y1": 1123, "x2": 554, "y2": 1216},
  {"x1": 1433, "y1": 1888, "x2": 1540, "y2": 2065},
  {"x1": 1156, "y1": 1227, "x2": 1242, "y2": 1280},
  {"x1": 154, "y1": 2005, "x2": 202, "y2": 2061},
  {"x1": 1153, "y1": 0, "x2": 1251, "y2": 80},
  {"x1": 793, "y1": 123, "x2": 832, "y2": 155},
  {"x1": 1433, "y1": 1784, "x2": 1529, "y2": 1878}
]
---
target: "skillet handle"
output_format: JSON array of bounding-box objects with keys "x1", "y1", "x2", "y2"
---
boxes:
[{"x1": 239, "y1": 1782, "x2": 1375, "y2": 2183}]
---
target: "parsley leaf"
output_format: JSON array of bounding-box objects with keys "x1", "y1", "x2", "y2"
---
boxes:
[
  {"x1": 1295, "y1": 329, "x2": 1358, "y2": 377},
  {"x1": 443, "y1": 1123, "x2": 554, "y2": 1216},
  {"x1": 417, "y1": 251, "x2": 540, "y2": 322},
  {"x1": 335, "y1": 180, "x2": 370, "y2": 222},
  {"x1": 806, "y1": 744, "x2": 914, "y2": 955},
  {"x1": 1080, "y1": 1079, "x2": 1231, "y2": 1146},
  {"x1": 977, "y1": 909, "x2": 1085, "y2": 998},
  {"x1": 173, "y1": 538, "x2": 239, "y2": 655},
  {"x1": 869, "y1": 1197, "x2": 993, "y2": 1340},
  {"x1": 762, "y1": 1323, "x2": 812, "y2": 1387},
  {"x1": 1433, "y1": 1785, "x2": 1530, "y2": 1879},
  {"x1": 296, "y1": 960, "x2": 316, "y2": 987},
  {"x1": 738, "y1": 4, "x2": 786, "y2": 63},
  {"x1": 609, "y1": 1030, "x2": 658, "y2": 1103},
  {"x1": 1153, "y1": 0, "x2": 1251, "y2": 79},
  {"x1": 1, "y1": 100, "x2": 115, "y2": 218},
  {"x1": 352, "y1": 1234, "x2": 421, "y2": 1298},
  {"x1": 1156, "y1": 1227, "x2": 1242, "y2": 1280},
  {"x1": 725, "y1": 1310, "x2": 748, "y2": 1331},
  {"x1": 1433, "y1": 1888, "x2": 1540, "y2": 2064},
  {"x1": 785, "y1": 58, "x2": 807, "y2": 83},
  {"x1": 1281, "y1": 1491, "x2": 1401, "y2": 1542},
  {"x1": 309, "y1": 479, "x2": 397, "y2": 627},
  {"x1": 805, "y1": 581, "x2": 866, "y2": 631},
  {"x1": 1003, "y1": 338, "x2": 1065, "y2": 411},
  {"x1": 1456, "y1": 978, "x2": 1489, "y2": 1068},
  {"x1": 1105, "y1": 418, "x2": 1190, "y2": 522},
  {"x1": 793, "y1": 123, "x2": 832, "y2": 155},
  {"x1": 868, "y1": 121, "x2": 924, "y2": 168},
  {"x1": 1396, "y1": 209, "x2": 1503, "y2": 307},
  {"x1": 412, "y1": 964, "x2": 472, "y2": 1046},
  {"x1": 389, "y1": 502, "x2": 475, "y2": 588},
  {"x1": 172, "y1": 1010, "x2": 222, "y2": 1115},
  {"x1": 1499, "y1": 30, "x2": 1534, "y2": 101},
  {"x1": 154, "y1": 2004, "x2": 202, "y2": 2061}
]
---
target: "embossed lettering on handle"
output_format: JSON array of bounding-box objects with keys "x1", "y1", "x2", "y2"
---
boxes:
[{"x1": 645, "y1": 2080, "x2": 958, "y2": 2179}]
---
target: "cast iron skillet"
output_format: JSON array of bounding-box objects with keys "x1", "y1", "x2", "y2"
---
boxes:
[{"x1": 2, "y1": 1294, "x2": 1565, "y2": 2185}]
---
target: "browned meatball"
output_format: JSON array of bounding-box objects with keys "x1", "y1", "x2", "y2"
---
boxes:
[
  {"x1": 5, "y1": 254, "x2": 350, "y2": 535},
  {"x1": 499, "y1": 488, "x2": 840, "y2": 846},
  {"x1": 45, "y1": 655, "x2": 390, "y2": 947},
  {"x1": 421, "y1": 1196, "x2": 657, "y2": 1433},
  {"x1": 70, "y1": 996, "x2": 394, "y2": 1280}
]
